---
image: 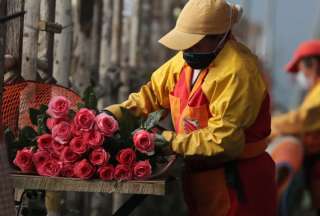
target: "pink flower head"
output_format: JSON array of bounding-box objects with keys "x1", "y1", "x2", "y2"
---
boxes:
[
  {"x1": 116, "y1": 148, "x2": 136, "y2": 166},
  {"x1": 83, "y1": 130, "x2": 104, "y2": 149},
  {"x1": 60, "y1": 147, "x2": 80, "y2": 163},
  {"x1": 52, "y1": 121, "x2": 72, "y2": 144},
  {"x1": 114, "y1": 164, "x2": 132, "y2": 181},
  {"x1": 133, "y1": 130, "x2": 155, "y2": 156},
  {"x1": 37, "y1": 134, "x2": 53, "y2": 150},
  {"x1": 133, "y1": 160, "x2": 152, "y2": 180},
  {"x1": 98, "y1": 165, "x2": 114, "y2": 181},
  {"x1": 47, "y1": 96, "x2": 71, "y2": 119},
  {"x1": 69, "y1": 137, "x2": 88, "y2": 155},
  {"x1": 60, "y1": 163, "x2": 75, "y2": 178},
  {"x1": 74, "y1": 108, "x2": 96, "y2": 132},
  {"x1": 14, "y1": 148, "x2": 34, "y2": 173},
  {"x1": 95, "y1": 113, "x2": 119, "y2": 137},
  {"x1": 73, "y1": 159, "x2": 95, "y2": 180},
  {"x1": 89, "y1": 148, "x2": 110, "y2": 166},
  {"x1": 37, "y1": 159, "x2": 62, "y2": 177},
  {"x1": 32, "y1": 150, "x2": 51, "y2": 168}
]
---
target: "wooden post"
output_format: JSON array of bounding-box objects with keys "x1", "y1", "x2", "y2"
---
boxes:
[
  {"x1": 98, "y1": 0, "x2": 112, "y2": 108},
  {"x1": 0, "y1": 1, "x2": 18, "y2": 215},
  {"x1": 89, "y1": 0, "x2": 102, "y2": 84},
  {"x1": 129, "y1": 0, "x2": 141, "y2": 68},
  {"x1": 110, "y1": 0, "x2": 123, "y2": 66},
  {"x1": 46, "y1": 0, "x2": 56, "y2": 76},
  {"x1": 53, "y1": 0, "x2": 73, "y2": 87},
  {"x1": 5, "y1": 0, "x2": 24, "y2": 75},
  {"x1": 21, "y1": 0, "x2": 41, "y2": 80}
]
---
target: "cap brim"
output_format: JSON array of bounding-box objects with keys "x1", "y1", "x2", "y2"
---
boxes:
[
  {"x1": 159, "y1": 28, "x2": 205, "y2": 51},
  {"x1": 285, "y1": 57, "x2": 300, "y2": 73}
]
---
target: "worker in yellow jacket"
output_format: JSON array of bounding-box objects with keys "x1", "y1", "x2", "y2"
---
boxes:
[
  {"x1": 106, "y1": 0, "x2": 276, "y2": 215},
  {"x1": 271, "y1": 40, "x2": 320, "y2": 213}
]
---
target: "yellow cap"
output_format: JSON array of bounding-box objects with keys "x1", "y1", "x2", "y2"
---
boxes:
[{"x1": 159, "y1": 0, "x2": 243, "y2": 51}]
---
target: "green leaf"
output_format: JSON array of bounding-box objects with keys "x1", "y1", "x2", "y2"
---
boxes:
[
  {"x1": 19, "y1": 126, "x2": 38, "y2": 148},
  {"x1": 77, "y1": 102, "x2": 85, "y2": 109},
  {"x1": 143, "y1": 110, "x2": 165, "y2": 131},
  {"x1": 68, "y1": 110, "x2": 76, "y2": 119},
  {"x1": 37, "y1": 114, "x2": 48, "y2": 134},
  {"x1": 39, "y1": 104, "x2": 48, "y2": 113},
  {"x1": 154, "y1": 133, "x2": 169, "y2": 147},
  {"x1": 87, "y1": 92, "x2": 98, "y2": 110},
  {"x1": 29, "y1": 108, "x2": 40, "y2": 126}
]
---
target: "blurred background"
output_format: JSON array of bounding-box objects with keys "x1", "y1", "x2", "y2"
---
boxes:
[{"x1": 2, "y1": 0, "x2": 320, "y2": 215}]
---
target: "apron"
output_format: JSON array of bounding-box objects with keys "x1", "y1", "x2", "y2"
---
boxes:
[{"x1": 169, "y1": 66, "x2": 277, "y2": 216}]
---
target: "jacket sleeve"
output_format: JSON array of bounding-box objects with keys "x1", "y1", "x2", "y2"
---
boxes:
[
  {"x1": 105, "y1": 53, "x2": 182, "y2": 120},
  {"x1": 163, "y1": 66, "x2": 267, "y2": 158},
  {"x1": 272, "y1": 86, "x2": 320, "y2": 136}
]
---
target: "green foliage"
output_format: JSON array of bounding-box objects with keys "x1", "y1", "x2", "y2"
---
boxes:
[
  {"x1": 82, "y1": 86, "x2": 98, "y2": 110},
  {"x1": 142, "y1": 110, "x2": 165, "y2": 131},
  {"x1": 37, "y1": 114, "x2": 48, "y2": 134},
  {"x1": 118, "y1": 107, "x2": 142, "y2": 140}
]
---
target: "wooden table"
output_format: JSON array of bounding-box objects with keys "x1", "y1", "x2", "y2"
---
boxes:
[{"x1": 11, "y1": 174, "x2": 171, "y2": 216}]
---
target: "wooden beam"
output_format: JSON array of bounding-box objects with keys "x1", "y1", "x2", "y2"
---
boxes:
[
  {"x1": 21, "y1": 0, "x2": 41, "y2": 81},
  {"x1": 11, "y1": 174, "x2": 166, "y2": 196}
]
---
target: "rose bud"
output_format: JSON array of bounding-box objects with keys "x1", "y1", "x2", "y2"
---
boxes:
[
  {"x1": 98, "y1": 165, "x2": 114, "y2": 181},
  {"x1": 37, "y1": 134, "x2": 53, "y2": 150},
  {"x1": 74, "y1": 108, "x2": 96, "y2": 132},
  {"x1": 133, "y1": 160, "x2": 152, "y2": 180},
  {"x1": 52, "y1": 121, "x2": 72, "y2": 144},
  {"x1": 74, "y1": 159, "x2": 95, "y2": 180},
  {"x1": 69, "y1": 137, "x2": 88, "y2": 155},
  {"x1": 116, "y1": 148, "x2": 136, "y2": 166},
  {"x1": 95, "y1": 113, "x2": 119, "y2": 137},
  {"x1": 89, "y1": 148, "x2": 110, "y2": 166},
  {"x1": 47, "y1": 96, "x2": 71, "y2": 119},
  {"x1": 14, "y1": 148, "x2": 34, "y2": 173},
  {"x1": 133, "y1": 130, "x2": 155, "y2": 156},
  {"x1": 83, "y1": 130, "x2": 104, "y2": 149},
  {"x1": 114, "y1": 164, "x2": 132, "y2": 181}
]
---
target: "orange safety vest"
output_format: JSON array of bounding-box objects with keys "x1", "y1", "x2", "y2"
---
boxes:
[{"x1": 169, "y1": 66, "x2": 277, "y2": 216}]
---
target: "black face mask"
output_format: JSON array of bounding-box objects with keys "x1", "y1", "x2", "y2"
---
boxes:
[{"x1": 183, "y1": 51, "x2": 217, "y2": 70}]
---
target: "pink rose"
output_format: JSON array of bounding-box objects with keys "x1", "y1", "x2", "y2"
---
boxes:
[
  {"x1": 133, "y1": 130, "x2": 155, "y2": 156},
  {"x1": 46, "y1": 117, "x2": 68, "y2": 130},
  {"x1": 83, "y1": 130, "x2": 104, "y2": 149},
  {"x1": 60, "y1": 163, "x2": 75, "y2": 178},
  {"x1": 74, "y1": 108, "x2": 96, "y2": 132},
  {"x1": 32, "y1": 150, "x2": 51, "y2": 168},
  {"x1": 98, "y1": 165, "x2": 114, "y2": 181},
  {"x1": 89, "y1": 148, "x2": 110, "y2": 166},
  {"x1": 116, "y1": 148, "x2": 136, "y2": 166},
  {"x1": 69, "y1": 137, "x2": 88, "y2": 154},
  {"x1": 51, "y1": 141, "x2": 65, "y2": 155},
  {"x1": 114, "y1": 164, "x2": 132, "y2": 181},
  {"x1": 133, "y1": 160, "x2": 152, "y2": 180},
  {"x1": 47, "y1": 96, "x2": 71, "y2": 119},
  {"x1": 71, "y1": 122, "x2": 83, "y2": 137},
  {"x1": 13, "y1": 148, "x2": 34, "y2": 173},
  {"x1": 95, "y1": 113, "x2": 119, "y2": 137},
  {"x1": 52, "y1": 121, "x2": 72, "y2": 144},
  {"x1": 37, "y1": 134, "x2": 53, "y2": 150},
  {"x1": 74, "y1": 159, "x2": 95, "y2": 180},
  {"x1": 37, "y1": 159, "x2": 62, "y2": 177},
  {"x1": 60, "y1": 147, "x2": 80, "y2": 163}
]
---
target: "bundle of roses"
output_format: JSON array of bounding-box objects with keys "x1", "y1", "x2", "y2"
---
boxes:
[{"x1": 12, "y1": 95, "x2": 160, "y2": 181}]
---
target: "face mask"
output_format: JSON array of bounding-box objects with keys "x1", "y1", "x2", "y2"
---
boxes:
[
  {"x1": 183, "y1": 4, "x2": 233, "y2": 70},
  {"x1": 296, "y1": 72, "x2": 312, "y2": 90}
]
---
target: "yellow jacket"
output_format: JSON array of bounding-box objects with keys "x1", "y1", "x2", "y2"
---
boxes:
[
  {"x1": 106, "y1": 40, "x2": 268, "y2": 157},
  {"x1": 272, "y1": 82, "x2": 320, "y2": 136}
]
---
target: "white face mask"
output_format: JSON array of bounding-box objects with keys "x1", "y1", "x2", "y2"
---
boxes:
[{"x1": 296, "y1": 72, "x2": 312, "y2": 90}]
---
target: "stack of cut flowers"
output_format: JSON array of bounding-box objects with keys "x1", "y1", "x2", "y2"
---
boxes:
[{"x1": 7, "y1": 88, "x2": 170, "y2": 181}]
